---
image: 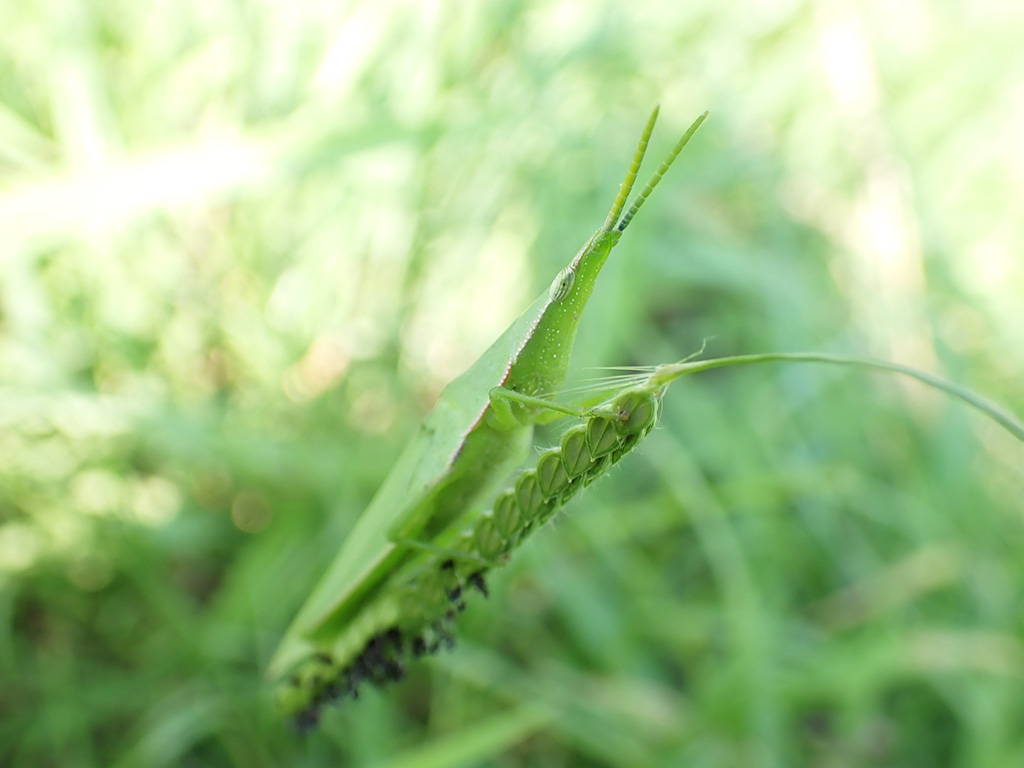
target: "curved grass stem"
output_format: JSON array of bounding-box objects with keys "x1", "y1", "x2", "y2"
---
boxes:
[{"x1": 650, "y1": 352, "x2": 1024, "y2": 444}]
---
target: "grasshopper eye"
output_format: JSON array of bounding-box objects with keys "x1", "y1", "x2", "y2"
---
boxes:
[{"x1": 549, "y1": 267, "x2": 576, "y2": 303}]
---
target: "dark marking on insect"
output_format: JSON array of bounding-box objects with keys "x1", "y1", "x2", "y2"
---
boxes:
[
  {"x1": 469, "y1": 571, "x2": 489, "y2": 598},
  {"x1": 440, "y1": 558, "x2": 465, "y2": 604},
  {"x1": 412, "y1": 635, "x2": 427, "y2": 657},
  {"x1": 320, "y1": 683, "x2": 342, "y2": 704},
  {"x1": 294, "y1": 707, "x2": 319, "y2": 734}
]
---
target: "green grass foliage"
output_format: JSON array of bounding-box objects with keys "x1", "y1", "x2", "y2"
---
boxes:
[{"x1": 1, "y1": 1, "x2": 1022, "y2": 766}]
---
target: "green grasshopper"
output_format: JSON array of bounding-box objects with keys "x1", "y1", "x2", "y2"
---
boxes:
[{"x1": 269, "y1": 108, "x2": 708, "y2": 702}]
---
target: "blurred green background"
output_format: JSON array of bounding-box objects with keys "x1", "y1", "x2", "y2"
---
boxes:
[{"x1": 2, "y1": 0, "x2": 1023, "y2": 766}]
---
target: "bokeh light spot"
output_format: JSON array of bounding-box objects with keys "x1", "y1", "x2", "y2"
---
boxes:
[{"x1": 231, "y1": 491, "x2": 273, "y2": 534}]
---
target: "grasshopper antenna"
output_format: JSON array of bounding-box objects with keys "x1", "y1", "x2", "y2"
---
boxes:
[
  {"x1": 617, "y1": 110, "x2": 708, "y2": 233},
  {"x1": 602, "y1": 105, "x2": 660, "y2": 233}
]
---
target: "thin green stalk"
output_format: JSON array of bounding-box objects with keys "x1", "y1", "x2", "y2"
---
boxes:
[{"x1": 650, "y1": 352, "x2": 1024, "y2": 443}]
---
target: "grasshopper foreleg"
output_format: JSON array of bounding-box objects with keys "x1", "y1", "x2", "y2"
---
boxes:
[{"x1": 487, "y1": 386, "x2": 585, "y2": 428}]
